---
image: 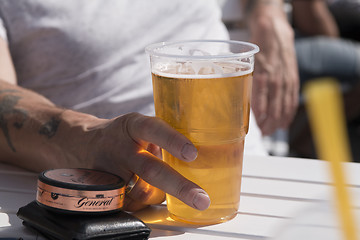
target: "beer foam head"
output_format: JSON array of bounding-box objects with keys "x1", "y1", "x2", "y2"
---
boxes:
[
  {"x1": 146, "y1": 40, "x2": 259, "y2": 78},
  {"x1": 152, "y1": 61, "x2": 253, "y2": 79}
]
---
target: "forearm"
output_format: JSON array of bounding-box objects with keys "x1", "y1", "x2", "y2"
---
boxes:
[
  {"x1": 243, "y1": 0, "x2": 289, "y2": 37},
  {"x1": 0, "y1": 80, "x2": 100, "y2": 172},
  {"x1": 243, "y1": 0, "x2": 284, "y2": 15},
  {"x1": 243, "y1": 0, "x2": 295, "y2": 64},
  {"x1": 241, "y1": 0, "x2": 299, "y2": 134},
  {"x1": 292, "y1": 0, "x2": 339, "y2": 37}
]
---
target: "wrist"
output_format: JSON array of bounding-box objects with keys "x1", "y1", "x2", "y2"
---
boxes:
[
  {"x1": 55, "y1": 109, "x2": 107, "y2": 168},
  {"x1": 246, "y1": 0, "x2": 291, "y2": 39},
  {"x1": 246, "y1": 0, "x2": 283, "y2": 15},
  {"x1": 246, "y1": 0, "x2": 287, "y2": 26},
  {"x1": 0, "y1": 81, "x2": 108, "y2": 171}
]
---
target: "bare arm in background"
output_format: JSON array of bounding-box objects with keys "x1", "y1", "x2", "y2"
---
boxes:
[
  {"x1": 292, "y1": 0, "x2": 339, "y2": 37},
  {"x1": 242, "y1": 0, "x2": 299, "y2": 135},
  {"x1": 0, "y1": 38, "x2": 210, "y2": 212}
]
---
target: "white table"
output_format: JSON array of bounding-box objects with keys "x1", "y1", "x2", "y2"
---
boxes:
[{"x1": 1, "y1": 155, "x2": 360, "y2": 239}]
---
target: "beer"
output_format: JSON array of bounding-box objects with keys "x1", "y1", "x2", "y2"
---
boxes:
[{"x1": 152, "y1": 63, "x2": 252, "y2": 224}]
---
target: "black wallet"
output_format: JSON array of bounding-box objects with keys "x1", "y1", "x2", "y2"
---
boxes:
[{"x1": 17, "y1": 201, "x2": 151, "y2": 240}]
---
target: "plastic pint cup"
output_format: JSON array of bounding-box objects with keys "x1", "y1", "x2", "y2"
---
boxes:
[{"x1": 146, "y1": 40, "x2": 259, "y2": 224}]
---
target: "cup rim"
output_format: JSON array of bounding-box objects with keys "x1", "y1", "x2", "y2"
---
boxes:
[{"x1": 145, "y1": 39, "x2": 259, "y2": 60}]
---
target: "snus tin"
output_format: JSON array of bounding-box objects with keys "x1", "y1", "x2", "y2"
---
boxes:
[{"x1": 36, "y1": 168, "x2": 125, "y2": 214}]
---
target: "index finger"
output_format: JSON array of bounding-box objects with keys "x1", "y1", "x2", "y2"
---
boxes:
[
  {"x1": 128, "y1": 150, "x2": 210, "y2": 211},
  {"x1": 126, "y1": 113, "x2": 198, "y2": 162}
]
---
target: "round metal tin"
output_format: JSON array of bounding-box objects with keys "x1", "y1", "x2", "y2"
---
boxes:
[{"x1": 36, "y1": 168, "x2": 125, "y2": 214}]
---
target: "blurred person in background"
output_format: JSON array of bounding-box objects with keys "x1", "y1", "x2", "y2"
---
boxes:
[
  {"x1": 289, "y1": 0, "x2": 360, "y2": 160},
  {"x1": 222, "y1": 0, "x2": 360, "y2": 158}
]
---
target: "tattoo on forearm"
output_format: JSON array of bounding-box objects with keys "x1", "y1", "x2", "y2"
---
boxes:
[
  {"x1": 0, "y1": 91, "x2": 28, "y2": 152},
  {"x1": 39, "y1": 117, "x2": 60, "y2": 138},
  {"x1": 0, "y1": 89, "x2": 19, "y2": 94}
]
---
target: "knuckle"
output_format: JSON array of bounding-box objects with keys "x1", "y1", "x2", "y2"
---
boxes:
[
  {"x1": 122, "y1": 112, "x2": 142, "y2": 135},
  {"x1": 136, "y1": 116, "x2": 159, "y2": 139},
  {"x1": 175, "y1": 181, "x2": 192, "y2": 200},
  {"x1": 166, "y1": 132, "x2": 181, "y2": 151},
  {"x1": 124, "y1": 113, "x2": 160, "y2": 140},
  {"x1": 124, "y1": 112, "x2": 142, "y2": 124},
  {"x1": 138, "y1": 159, "x2": 164, "y2": 181},
  {"x1": 270, "y1": 78, "x2": 281, "y2": 89},
  {"x1": 255, "y1": 76, "x2": 267, "y2": 88}
]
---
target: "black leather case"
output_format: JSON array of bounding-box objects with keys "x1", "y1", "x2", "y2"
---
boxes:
[{"x1": 17, "y1": 201, "x2": 151, "y2": 240}]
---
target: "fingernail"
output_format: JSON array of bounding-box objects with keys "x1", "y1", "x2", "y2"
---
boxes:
[
  {"x1": 181, "y1": 143, "x2": 198, "y2": 161},
  {"x1": 193, "y1": 191, "x2": 210, "y2": 210}
]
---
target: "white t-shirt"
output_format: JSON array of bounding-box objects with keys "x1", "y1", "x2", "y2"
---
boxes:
[{"x1": 0, "y1": 0, "x2": 267, "y2": 155}]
